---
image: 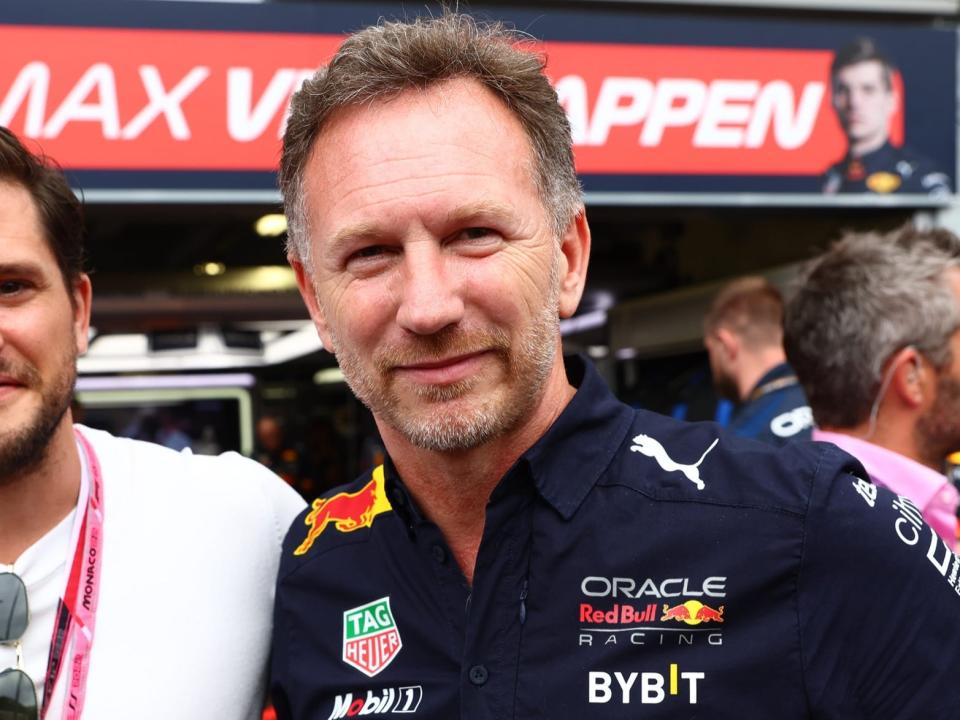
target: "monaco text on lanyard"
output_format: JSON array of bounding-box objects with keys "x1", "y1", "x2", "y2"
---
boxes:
[{"x1": 40, "y1": 430, "x2": 104, "y2": 720}]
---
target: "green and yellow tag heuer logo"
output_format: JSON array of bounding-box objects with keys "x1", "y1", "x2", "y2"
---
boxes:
[{"x1": 342, "y1": 597, "x2": 402, "y2": 677}]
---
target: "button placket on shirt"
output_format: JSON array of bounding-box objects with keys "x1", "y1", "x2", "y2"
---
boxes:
[{"x1": 460, "y1": 471, "x2": 535, "y2": 720}]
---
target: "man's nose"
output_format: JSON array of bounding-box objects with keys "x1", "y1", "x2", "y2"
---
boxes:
[{"x1": 395, "y1": 243, "x2": 465, "y2": 336}]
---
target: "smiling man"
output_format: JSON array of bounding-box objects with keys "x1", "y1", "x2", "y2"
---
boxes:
[
  {"x1": 0, "y1": 127, "x2": 304, "y2": 719},
  {"x1": 272, "y1": 14, "x2": 960, "y2": 719},
  {"x1": 300, "y1": 80, "x2": 571, "y2": 464}
]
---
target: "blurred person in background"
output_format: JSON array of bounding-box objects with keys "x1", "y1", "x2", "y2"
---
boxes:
[
  {"x1": 255, "y1": 413, "x2": 313, "y2": 497},
  {"x1": 301, "y1": 416, "x2": 348, "y2": 496},
  {"x1": 823, "y1": 37, "x2": 950, "y2": 196},
  {"x1": 785, "y1": 228, "x2": 960, "y2": 543},
  {"x1": 269, "y1": 13, "x2": 960, "y2": 719},
  {"x1": 704, "y1": 276, "x2": 812, "y2": 445},
  {"x1": 0, "y1": 127, "x2": 304, "y2": 720}
]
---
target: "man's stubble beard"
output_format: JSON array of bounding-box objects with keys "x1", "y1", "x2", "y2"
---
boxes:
[
  {"x1": 0, "y1": 346, "x2": 77, "y2": 485},
  {"x1": 916, "y1": 373, "x2": 960, "y2": 470},
  {"x1": 712, "y1": 368, "x2": 740, "y2": 403},
  {"x1": 326, "y1": 254, "x2": 562, "y2": 453}
]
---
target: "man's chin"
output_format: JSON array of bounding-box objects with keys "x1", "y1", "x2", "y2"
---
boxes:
[
  {"x1": 381, "y1": 387, "x2": 516, "y2": 453},
  {"x1": 0, "y1": 374, "x2": 74, "y2": 484},
  {"x1": 0, "y1": 414, "x2": 65, "y2": 485},
  {"x1": 846, "y1": 129, "x2": 886, "y2": 146}
]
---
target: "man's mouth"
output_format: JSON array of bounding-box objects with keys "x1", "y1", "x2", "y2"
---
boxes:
[{"x1": 394, "y1": 350, "x2": 490, "y2": 384}]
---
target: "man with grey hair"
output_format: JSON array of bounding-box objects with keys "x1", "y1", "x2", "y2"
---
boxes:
[
  {"x1": 704, "y1": 276, "x2": 812, "y2": 445},
  {"x1": 785, "y1": 228, "x2": 960, "y2": 543},
  {"x1": 272, "y1": 13, "x2": 960, "y2": 719}
]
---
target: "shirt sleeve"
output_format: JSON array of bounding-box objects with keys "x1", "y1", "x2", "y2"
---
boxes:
[
  {"x1": 798, "y1": 444, "x2": 960, "y2": 717},
  {"x1": 924, "y1": 483, "x2": 959, "y2": 547},
  {"x1": 219, "y1": 451, "x2": 307, "y2": 545}
]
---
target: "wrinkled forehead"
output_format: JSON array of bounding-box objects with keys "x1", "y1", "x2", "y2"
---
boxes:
[
  {"x1": 300, "y1": 79, "x2": 542, "y2": 227},
  {"x1": 0, "y1": 180, "x2": 78, "y2": 292},
  {"x1": 0, "y1": 181, "x2": 49, "y2": 258}
]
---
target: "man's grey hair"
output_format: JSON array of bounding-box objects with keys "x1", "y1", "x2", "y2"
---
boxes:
[
  {"x1": 279, "y1": 12, "x2": 582, "y2": 271},
  {"x1": 784, "y1": 228, "x2": 960, "y2": 428}
]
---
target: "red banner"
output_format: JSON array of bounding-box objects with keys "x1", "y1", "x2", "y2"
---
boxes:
[
  {"x1": 0, "y1": 25, "x2": 903, "y2": 176},
  {"x1": 549, "y1": 41, "x2": 903, "y2": 175},
  {"x1": 0, "y1": 25, "x2": 340, "y2": 170}
]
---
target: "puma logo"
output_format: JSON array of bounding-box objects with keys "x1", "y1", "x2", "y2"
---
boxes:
[{"x1": 630, "y1": 434, "x2": 719, "y2": 490}]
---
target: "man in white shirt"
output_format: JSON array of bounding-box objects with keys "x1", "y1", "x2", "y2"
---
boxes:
[{"x1": 0, "y1": 127, "x2": 305, "y2": 719}]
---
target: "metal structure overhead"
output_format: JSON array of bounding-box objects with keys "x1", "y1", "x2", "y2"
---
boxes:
[{"x1": 569, "y1": 0, "x2": 959, "y2": 13}]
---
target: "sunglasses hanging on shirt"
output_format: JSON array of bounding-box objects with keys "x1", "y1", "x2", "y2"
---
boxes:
[{"x1": 0, "y1": 571, "x2": 37, "y2": 720}]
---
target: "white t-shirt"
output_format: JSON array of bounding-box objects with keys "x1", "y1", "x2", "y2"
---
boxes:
[
  {"x1": 1, "y1": 425, "x2": 306, "y2": 719},
  {"x1": 0, "y1": 484, "x2": 80, "y2": 713}
]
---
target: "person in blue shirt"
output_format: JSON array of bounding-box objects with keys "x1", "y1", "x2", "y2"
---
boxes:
[
  {"x1": 271, "y1": 13, "x2": 960, "y2": 719},
  {"x1": 703, "y1": 276, "x2": 813, "y2": 445}
]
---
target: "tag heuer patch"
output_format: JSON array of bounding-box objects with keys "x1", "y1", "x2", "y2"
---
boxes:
[{"x1": 343, "y1": 597, "x2": 403, "y2": 677}]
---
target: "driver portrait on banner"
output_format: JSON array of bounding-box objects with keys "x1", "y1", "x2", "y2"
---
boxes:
[{"x1": 823, "y1": 37, "x2": 951, "y2": 197}]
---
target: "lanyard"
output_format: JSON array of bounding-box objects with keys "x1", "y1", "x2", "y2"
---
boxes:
[
  {"x1": 39, "y1": 430, "x2": 104, "y2": 720},
  {"x1": 747, "y1": 374, "x2": 799, "y2": 403}
]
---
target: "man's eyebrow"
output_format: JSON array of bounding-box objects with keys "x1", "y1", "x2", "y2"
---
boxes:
[
  {"x1": 328, "y1": 223, "x2": 390, "y2": 256},
  {"x1": 0, "y1": 261, "x2": 44, "y2": 277},
  {"x1": 444, "y1": 201, "x2": 515, "y2": 225},
  {"x1": 327, "y1": 202, "x2": 517, "y2": 253}
]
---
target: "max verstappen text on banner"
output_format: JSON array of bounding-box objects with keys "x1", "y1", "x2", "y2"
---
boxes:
[{"x1": 0, "y1": 2, "x2": 953, "y2": 201}]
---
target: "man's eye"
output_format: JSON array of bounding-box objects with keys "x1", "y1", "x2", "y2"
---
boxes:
[
  {"x1": 0, "y1": 280, "x2": 26, "y2": 295},
  {"x1": 461, "y1": 227, "x2": 493, "y2": 240},
  {"x1": 351, "y1": 246, "x2": 386, "y2": 261},
  {"x1": 448, "y1": 227, "x2": 503, "y2": 254},
  {"x1": 344, "y1": 245, "x2": 395, "y2": 276},
  {"x1": 449, "y1": 227, "x2": 502, "y2": 247}
]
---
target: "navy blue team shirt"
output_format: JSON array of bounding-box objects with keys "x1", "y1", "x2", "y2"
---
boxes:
[
  {"x1": 822, "y1": 141, "x2": 951, "y2": 196},
  {"x1": 727, "y1": 362, "x2": 813, "y2": 446},
  {"x1": 272, "y1": 356, "x2": 960, "y2": 719}
]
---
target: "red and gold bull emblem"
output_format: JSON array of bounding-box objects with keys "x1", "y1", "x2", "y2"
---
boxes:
[
  {"x1": 294, "y1": 465, "x2": 392, "y2": 556},
  {"x1": 846, "y1": 159, "x2": 865, "y2": 181},
  {"x1": 865, "y1": 171, "x2": 901, "y2": 194},
  {"x1": 660, "y1": 600, "x2": 724, "y2": 625}
]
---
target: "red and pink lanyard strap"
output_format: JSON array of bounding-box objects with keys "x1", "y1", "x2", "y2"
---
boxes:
[{"x1": 39, "y1": 430, "x2": 104, "y2": 720}]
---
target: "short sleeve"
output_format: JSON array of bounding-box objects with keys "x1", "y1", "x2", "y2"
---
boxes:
[{"x1": 217, "y1": 451, "x2": 307, "y2": 546}]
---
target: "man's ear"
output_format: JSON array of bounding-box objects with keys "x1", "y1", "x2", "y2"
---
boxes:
[
  {"x1": 714, "y1": 327, "x2": 739, "y2": 362},
  {"x1": 72, "y1": 273, "x2": 93, "y2": 355},
  {"x1": 890, "y1": 350, "x2": 925, "y2": 409},
  {"x1": 290, "y1": 256, "x2": 335, "y2": 353},
  {"x1": 557, "y1": 209, "x2": 591, "y2": 319}
]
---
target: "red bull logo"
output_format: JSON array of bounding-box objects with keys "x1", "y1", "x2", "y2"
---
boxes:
[
  {"x1": 294, "y1": 465, "x2": 392, "y2": 556},
  {"x1": 660, "y1": 600, "x2": 724, "y2": 626}
]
